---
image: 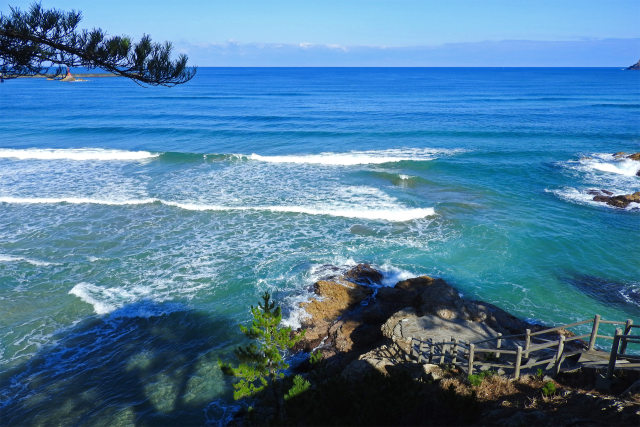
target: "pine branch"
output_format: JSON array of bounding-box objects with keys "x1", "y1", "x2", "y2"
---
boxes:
[{"x1": 0, "y1": 3, "x2": 195, "y2": 86}]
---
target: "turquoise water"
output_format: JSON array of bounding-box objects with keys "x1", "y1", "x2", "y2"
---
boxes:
[{"x1": 0, "y1": 68, "x2": 639, "y2": 424}]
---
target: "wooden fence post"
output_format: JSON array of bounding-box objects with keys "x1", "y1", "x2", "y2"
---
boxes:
[
  {"x1": 524, "y1": 329, "x2": 531, "y2": 358},
  {"x1": 440, "y1": 341, "x2": 446, "y2": 365},
  {"x1": 607, "y1": 328, "x2": 622, "y2": 379},
  {"x1": 451, "y1": 337, "x2": 458, "y2": 365},
  {"x1": 495, "y1": 333, "x2": 502, "y2": 360},
  {"x1": 468, "y1": 343, "x2": 475, "y2": 375},
  {"x1": 555, "y1": 334, "x2": 566, "y2": 375},
  {"x1": 588, "y1": 314, "x2": 600, "y2": 351},
  {"x1": 514, "y1": 345, "x2": 522, "y2": 380},
  {"x1": 428, "y1": 338, "x2": 433, "y2": 364},
  {"x1": 620, "y1": 319, "x2": 633, "y2": 355}
]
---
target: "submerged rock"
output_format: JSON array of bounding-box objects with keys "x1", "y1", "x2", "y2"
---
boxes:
[
  {"x1": 342, "y1": 263, "x2": 383, "y2": 285},
  {"x1": 591, "y1": 191, "x2": 640, "y2": 209}
]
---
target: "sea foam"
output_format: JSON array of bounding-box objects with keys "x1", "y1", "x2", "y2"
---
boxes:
[
  {"x1": 245, "y1": 148, "x2": 458, "y2": 165},
  {"x1": 0, "y1": 254, "x2": 55, "y2": 267},
  {"x1": 0, "y1": 148, "x2": 158, "y2": 161},
  {"x1": 577, "y1": 153, "x2": 640, "y2": 177},
  {"x1": 1, "y1": 197, "x2": 435, "y2": 222},
  {"x1": 545, "y1": 188, "x2": 640, "y2": 211}
]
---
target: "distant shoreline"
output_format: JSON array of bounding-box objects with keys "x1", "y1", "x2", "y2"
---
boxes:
[{"x1": 16, "y1": 73, "x2": 118, "y2": 79}]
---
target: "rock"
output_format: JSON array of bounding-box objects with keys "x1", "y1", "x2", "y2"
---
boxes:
[
  {"x1": 627, "y1": 152, "x2": 640, "y2": 161},
  {"x1": 343, "y1": 263, "x2": 383, "y2": 285},
  {"x1": 341, "y1": 344, "x2": 406, "y2": 379},
  {"x1": 301, "y1": 279, "x2": 372, "y2": 322},
  {"x1": 591, "y1": 191, "x2": 640, "y2": 209},
  {"x1": 626, "y1": 60, "x2": 640, "y2": 70},
  {"x1": 423, "y1": 363, "x2": 445, "y2": 381},
  {"x1": 382, "y1": 311, "x2": 499, "y2": 345},
  {"x1": 587, "y1": 189, "x2": 613, "y2": 196},
  {"x1": 613, "y1": 152, "x2": 627, "y2": 158},
  {"x1": 298, "y1": 278, "x2": 373, "y2": 353}
]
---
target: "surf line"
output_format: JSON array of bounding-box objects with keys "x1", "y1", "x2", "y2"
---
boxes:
[{"x1": 0, "y1": 196, "x2": 435, "y2": 222}]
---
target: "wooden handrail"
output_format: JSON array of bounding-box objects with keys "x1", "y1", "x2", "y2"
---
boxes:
[
  {"x1": 529, "y1": 319, "x2": 592, "y2": 336},
  {"x1": 406, "y1": 314, "x2": 637, "y2": 380}
]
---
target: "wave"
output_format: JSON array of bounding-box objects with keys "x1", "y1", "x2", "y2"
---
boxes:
[
  {"x1": 545, "y1": 188, "x2": 640, "y2": 211},
  {"x1": 245, "y1": 148, "x2": 457, "y2": 166},
  {"x1": 0, "y1": 254, "x2": 56, "y2": 266},
  {"x1": 575, "y1": 153, "x2": 640, "y2": 177},
  {"x1": 68, "y1": 283, "x2": 187, "y2": 316},
  {"x1": 0, "y1": 196, "x2": 157, "y2": 206},
  {"x1": 0, "y1": 196, "x2": 435, "y2": 222},
  {"x1": 0, "y1": 148, "x2": 158, "y2": 161}
]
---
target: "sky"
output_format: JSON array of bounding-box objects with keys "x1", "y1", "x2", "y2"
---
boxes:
[{"x1": 4, "y1": 0, "x2": 640, "y2": 66}]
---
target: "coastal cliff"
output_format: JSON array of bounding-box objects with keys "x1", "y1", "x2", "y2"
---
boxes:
[
  {"x1": 253, "y1": 264, "x2": 640, "y2": 426},
  {"x1": 626, "y1": 60, "x2": 640, "y2": 70}
]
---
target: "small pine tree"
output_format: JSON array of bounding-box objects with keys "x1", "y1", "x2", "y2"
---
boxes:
[{"x1": 220, "y1": 292, "x2": 303, "y2": 421}]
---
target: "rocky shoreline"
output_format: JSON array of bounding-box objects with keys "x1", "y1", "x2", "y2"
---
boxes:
[
  {"x1": 276, "y1": 264, "x2": 640, "y2": 425},
  {"x1": 295, "y1": 264, "x2": 530, "y2": 374},
  {"x1": 586, "y1": 152, "x2": 640, "y2": 210}
]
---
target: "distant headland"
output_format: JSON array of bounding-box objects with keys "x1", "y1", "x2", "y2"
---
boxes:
[{"x1": 626, "y1": 59, "x2": 640, "y2": 70}]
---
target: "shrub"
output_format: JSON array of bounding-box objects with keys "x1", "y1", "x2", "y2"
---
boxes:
[
  {"x1": 309, "y1": 350, "x2": 323, "y2": 365},
  {"x1": 468, "y1": 370, "x2": 495, "y2": 387},
  {"x1": 219, "y1": 292, "x2": 304, "y2": 421},
  {"x1": 542, "y1": 381, "x2": 556, "y2": 397},
  {"x1": 285, "y1": 375, "x2": 311, "y2": 401}
]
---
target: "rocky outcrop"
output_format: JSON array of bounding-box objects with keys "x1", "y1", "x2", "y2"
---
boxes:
[
  {"x1": 589, "y1": 190, "x2": 640, "y2": 209},
  {"x1": 297, "y1": 264, "x2": 529, "y2": 370},
  {"x1": 627, "y1": 152, "x2": 640, "y2": 161},
  {"x1": 626, "y1": 60, "x2": 640, "y2": 70}
]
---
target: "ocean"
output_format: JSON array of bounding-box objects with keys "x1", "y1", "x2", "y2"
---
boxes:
[{"x1": 0, "y1": 67, "x2": 638, "y2": 424}]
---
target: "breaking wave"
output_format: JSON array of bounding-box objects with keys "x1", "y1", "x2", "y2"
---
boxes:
[
  {"x1": 245, "y1": 148, "x2": 460, "y2": 165},
  {"x1": 0, "y1": 196, "x2": 435, "y2": 222},
  {"x1": 0, "y1": 148, "x2": 158, "y2": 161}
]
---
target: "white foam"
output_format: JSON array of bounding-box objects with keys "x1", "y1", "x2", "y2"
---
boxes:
[
  {"x1": 69, "y1": 283, "x2": 125, "y2": 315},
  {"x1": 0, "y1": 148, "x2": 158, "y2": 161},
  {"x1": 1, "y1": 197, "x2": 435, "y2": 222},
  {"x1": 138, "y1": 201, "x2": 436, "y2": 222},
  {"x1": 545, "y1": 188, "x2": 595, "y2": 206},
  {"x1": 577, "y1": 153, "x2": 640, "y2": 177},
  {"x1": 0, "y1": 254, "x2": 55, "y2": 266},
  {"x1": 0, "y1": 196, "x2": 157, "y2": 206},
  {"x1": 377, "y1": 263, "x2": 420, "y2": 287},
  {"x1": 68, "y1": 282, "x2": 188, "y2": 317},
  {"x1": 245, "y1": 148, "x2": 458, "y2": 166},
  {"x1": 545, "y1": 188, "x2": 640, "y2": 211},
  {"x1": 398, "y1": 174, "x2": 413, "y2": 180}
]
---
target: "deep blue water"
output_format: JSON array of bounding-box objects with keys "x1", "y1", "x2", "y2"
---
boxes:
[{"x1": 0, "y1": 68, "x2": 639, "y2": 424}]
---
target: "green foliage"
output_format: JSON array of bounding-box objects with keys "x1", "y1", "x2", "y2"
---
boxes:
[
  {"x1": 309, "y1": 350, "x2": 323, "y2": 365},
  {"x1": 468, "y1": 370, "x2": 495, "y2": 387},
  {"x1": 0, "y1": 2, "x2": 195, "y2": 85},
  {"x1": 541, "y1": 380, "x2": 556, "y2": 397},
  {"x1": 284, "y1": 375, "x2": 311, "y2": 401},
  {"x1": 219, "y1": 292, "x2": 303, "y2": 401},
  {"x1": 536, "y1": 368, "x2": 544, "y2": 379}
]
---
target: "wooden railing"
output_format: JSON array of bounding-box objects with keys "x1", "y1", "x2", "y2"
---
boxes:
[{"x1": 408, "y1": 314, "x2": 638, "y2": 380}]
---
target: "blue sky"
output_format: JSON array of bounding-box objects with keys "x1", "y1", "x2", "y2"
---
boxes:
[{"x1": 6, "y1": 0, "x2": 640, "y2": 66}]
